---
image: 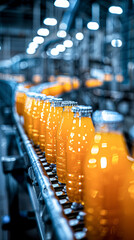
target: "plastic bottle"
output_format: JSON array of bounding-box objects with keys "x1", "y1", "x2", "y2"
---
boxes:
[
  {"x1": 83, "y1": 110, "x2": 131, "y2": 240},
  {"x1": 56, "y1": 101, "x2": 77, "y2": 184},
  {"x1": 66, "y1": 106, "x2": 95, "y2": 204},
  {"x1": 45, "y1": 98, "x2": 63, "y2": 164}
]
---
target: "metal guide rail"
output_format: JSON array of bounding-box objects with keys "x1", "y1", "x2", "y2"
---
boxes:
[{"x1": 13, "y1": 111, "x2": 87, "y2": 240}]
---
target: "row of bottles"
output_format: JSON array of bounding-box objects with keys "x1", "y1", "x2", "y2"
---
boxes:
[{"x1": 16, "y1": 90, "x2": 134, "y2": 240}]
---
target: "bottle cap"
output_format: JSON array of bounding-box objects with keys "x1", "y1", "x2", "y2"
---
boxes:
[
  {"x1": 51, "y1": 97, "x2": 63, "y2": 106},
  {"x1": 62, "y1": 101, "x2": 77, "y2": 107},
  {"x1": 17, "y1": 88, "x2": 28, "y2": 93},
  {"x1": 72, "y1": 105, "x2": 92, "y2": 114},
  {"x1": 93, "y1": 110, "x2": 124, "y2": 124},
  {"x1": 26, "y1": 92, "x2": 36, "y2": 98}
]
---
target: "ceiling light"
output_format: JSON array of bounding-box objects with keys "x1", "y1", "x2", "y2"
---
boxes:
[
  {"x1": 75, "y1": 32, "x2": 84, "y2": 41},
  {"x1": 56, "y1": 44, "x2": 66, "y2": 52},
  {"x1": 29, "y1": 42, "x2": 38, "y2": 49},
  {"x1": 57, "y1": 30, "x2": 67, "y2": 38},
  {"x1": 109, "y1": 6, "x2": 123, "y2": 15},
  {"x1": 63, "y1": 40, "x2": 73, "y2": 48},
  {"x1": 43, "y1": 18, "x2": 57, "y2": 26},
  {"x1": 60, "y1": 22, "x2": 67, "y2": 30},
  {"x1": 37, "y1": 28, "x2": 49, "y2": 36},
  {"x1": 50, "y1": 48, "x2": 59, "y2": 56},
  {"x1": 26, "y1": 48, "x2": 36, "y2": 55},
  {"x1": 87, "y1": 21, "x2": 99, "y2": 30},
  {"x1": 111, "y1": 39, "x2": 122, "y2": 47},
  {"x1": 54, "y1": 0, "x2": 69, "y2": 8},
  {"x1": 33, "y1": 36, "x2": 44, "y2": 44}
]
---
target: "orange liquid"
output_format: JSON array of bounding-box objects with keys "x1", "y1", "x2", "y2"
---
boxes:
[
  {"x1": 39, "y1": 101, "x2": 51, "y2": 151},
  {"x1": 16, "y1": 91, "x2": 26, "y2": 116},
  {"x1": 48, "y1": 83, "x2": 63, "y2": 96},
  {"x1": 83, "y1": 132, "x2": 130, "y2": 240},
  {"x1": 45, "y1": 105, "x2": 63, "y2": 164},
  {"x1": 27, "y1": 97, "x2": 35, "y2": 139},
  {"x1": 66, "y1": 116, "x2": 95, "y2": 204},
  {"x1": 32, "y1": 98, "x2": 44, "y2": 145},
  {"x1": 23, "y1": 95, "x2": 31, "y2": 132},
  {"x1": 56, "y1": 106, "x2": 74, "y2": 183}
]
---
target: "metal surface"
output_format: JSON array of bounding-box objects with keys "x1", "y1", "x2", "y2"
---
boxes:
[
  {"x1": 27, "y1": 182, "x2": 46, "y2": 240},
  {"x1": 14, "y1": 112, "x2": 74, "y2": 240}
]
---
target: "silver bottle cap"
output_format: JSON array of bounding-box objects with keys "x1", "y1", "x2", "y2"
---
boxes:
[
  {"x1": 62, "y1": 101, "x2": 77, "y2": 107},
  {"x1": 93, "y1": 110, "x2": 123, "y2": 124}
]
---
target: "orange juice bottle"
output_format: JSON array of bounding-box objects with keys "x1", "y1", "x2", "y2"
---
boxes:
[
  {"x1": 16, "y1": 89, "x2": 27, "y2": 116},
  {"x1": 83, "y1": 110, "x2": 130, "y2": 240},
  {"x1": 27, "y1": 93, "x2": 37, "y2": 139},
  {"x1": 23, "y1": 92, "x2": 30, "y2": 131},
  {"x1": 24, "y1": 92, "x2": 35, "y2": 136},
  {"x1": 56, "y1": 101, "x2": 77, "y2": 184},
  {"x1": 39, "y1": 96, "x2": 55, "y2": 151},
  {"x1": 45, "y1": 98, "x2": 63, "y2": 164},
  {"x1": 66, "y1": 106, "x2": 94, "y2": 204},
  {"x1": 31, "y1": 94, "x2": 44, "y2": 145}
]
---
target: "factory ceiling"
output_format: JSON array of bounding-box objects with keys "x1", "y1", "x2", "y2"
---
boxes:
[{"x1": 0, "y1": 0, "x2": 126, "y2": 62}]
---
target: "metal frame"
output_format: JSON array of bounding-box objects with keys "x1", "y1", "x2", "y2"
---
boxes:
[{"x1": 14, "y1": 111, "x2": 74, "y2": 240}]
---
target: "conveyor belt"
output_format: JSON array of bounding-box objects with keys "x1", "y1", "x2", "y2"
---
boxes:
[{"x1": 14, "y1": 111, "x2": 87, "y2": 240}]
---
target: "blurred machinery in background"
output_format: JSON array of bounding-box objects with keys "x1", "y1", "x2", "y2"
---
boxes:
[{"x1": 0, "y1": 0, "x2": 134, "y2": 240}]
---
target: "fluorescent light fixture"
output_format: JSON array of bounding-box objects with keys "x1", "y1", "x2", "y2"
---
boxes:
[
  {"x1": 75, "y1": 32, "x2": 84, "y2": 41},
  {"x1": 87, "y1": 21, "x2": 99, "y2": 30},
  {"x1": 111, "y1": 39, "x2": 122, "y2": 47},
  {"x1": 37, "y1": 28, "x2": 49, "y2": 36},
  {"x1": 26, "y1": 48, "x2": 36, "y2": 55},
  {"x1": 43, "y1": 18, "x2": 57, "y2": 26},
  {"x1": 50, "y1": 48, "x2": 59, "y2": 56},
  {"x1": 63, "y1": 40, "x2": 73, "y2": 48},
  {"x1": 29, "y1": 42, "x2": 38, "y2": 49},
  {"x1": 109, "y1": 6, "x2": 123, "y2": 15},
  {"x1": 54, "y1": 0, "x2": 69, "y2": 8},
  {"x1": 33, "y1": 36, "x2": 44, "y2": 44},
  {"x1": 56, "y1": 44, "x2": 66, "y2": 52},
  {"x1": 57, "y1": 30, "x2": 67, "y2": 38}
]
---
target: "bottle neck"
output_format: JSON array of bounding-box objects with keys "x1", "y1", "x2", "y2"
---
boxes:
[
  {"x1": 64, "y1": 106, "x2": 73, "y2": 113},
  {"x1": 51, "y1": 102, "x2": 62, "y2": 107},
  {"x1": 95, "y1": 122, "x2": 123, "y2": 133},
  {"x1": 74, "y1": 112, "x2": 92, "y2": 118}
]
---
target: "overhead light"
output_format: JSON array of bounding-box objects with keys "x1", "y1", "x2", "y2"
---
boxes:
[
  {"x1": 37, "y1": 28, "x2": 49, "y2": 36},
  {"x1": 50, "y1": 48, "x2": 59, "y2": 56},
  {"x1": 56, "y1": 44, "x2": 66, "y2": 52},
  {"x1": 87, "y1": 21, "x2": 99, "y2": 30},
  {"x1": 33, "y1": 36, "x2": 44, "y2": 44},
  {"x1": 54, "y1": 0, "x2": 69, "y2": 8},
  {"x1": 63, "y1": 40, "x2": 73, "y2": 48},
  {"x1": 29, "y1": 42, "x2": 38, "y2": 49},
  {"x1": 43, "y1": 18, "x2": 57, "y2": 26},
  {"x1": 109, "y1": 6, "x2": 123, "y2": 15},
  {"x1": 59, "y1": 22, "x2": 67, "y2": 30},
  {"x1": 75, "y1": 32, "x2": 84, "y2": 41},
  {"x1": 111, "y1": 39, "x2": 122, "y2": 47},
  {"x1": 26, "y1": 48, "x2": 36, "y2": 55},
  {"x1": 57, "y1": 30, "x2": 67, "y2": 38},
  {"x1": 0, "y1": 46, "x2": 1, "y2": 50}
]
